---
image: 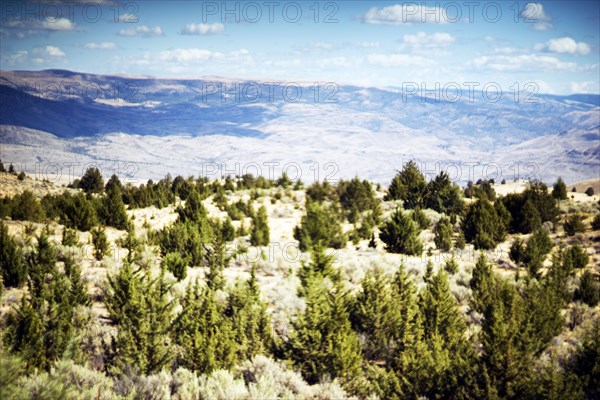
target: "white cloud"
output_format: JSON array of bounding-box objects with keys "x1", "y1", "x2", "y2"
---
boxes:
[
  {"x1": 5, "y1": 50, "x2": 28, "y2": 64},
  {"x1": 117, "y1": 25, "x2": 164, "y2": 37},
  {"x1": 181, "y1": 22, "x2": 224, "y2": 35},
  {"x1": 520, "y1": 3, "x2": 553, "y2": 31},
  {"x1": 316, "y1": 57, "x2": 353, "y2": 68},
  {"x1": 367, "y1": 53, "x2": 435, "y2": 67},
  {"x1": 570, "y1": 81, "x2": 597, "y2": 94},
  {"x1": 33, "y1": 45, "x2": 66, "y2": 57},
  {"x1": 362, "y1": 4, "x2": 450, "y2": 25},
  {"x1": 356, "y1": 41, "x2": 380, "y2": 49},
  {"x1": 157, "y1": 48, "x2": 250, "y2": 64},
  {"x1": 84, "y1": 42, "x2": 118, "y2": 50},
  {"x1": 470, "y1": 54, "x2": 576, "y2": 71},
  {"x1": 1, "y1": 17, "x2": 76, "y2": 38},
  {"x1": 400, "y1": 32, "x2": 455, "y2": 53},
  {"x1": 535, "y1": 37, "x2": 591, "y2": 55}
]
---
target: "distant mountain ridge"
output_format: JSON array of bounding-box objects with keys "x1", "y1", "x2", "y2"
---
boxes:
[{"x1": 1, "y1": 69, "x2": 598, "y2": 183}]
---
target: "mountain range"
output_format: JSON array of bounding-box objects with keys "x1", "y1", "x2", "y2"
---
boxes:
[{"x1": 1, "y1": 69, "x2": 598, "y2": 185}]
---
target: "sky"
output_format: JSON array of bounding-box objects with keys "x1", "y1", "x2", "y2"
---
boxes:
[{"x1": 1, "y1": 0, "x2": 599, "y2": 94}]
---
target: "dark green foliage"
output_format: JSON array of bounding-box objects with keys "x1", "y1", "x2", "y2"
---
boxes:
[
  {"x1": 221, "y1": 216, "x2": 236, "y2": 241},
  {"x1": 122, "y1": 176, "x2": 177, "y2": 209},
  {"x1": 225, "y1": 267, "x2": 273, "y2": 362},
  {"x1": 502, "y1": 182, "x2": 559, "y2": 234},
  {"x1": 0, "y1": 159, "x2": 5, "y2": 173},
  {"x1": 173, "y1": 281, "x2": 236, "y2": 373},
  {"x1": 592, "y1": 214, "x2": 600, "y2": 230},
  {"x1": 567, "y1": 321, "x2": 600, "y2": 400},
  {"x1": 17, "y1": 171, "x2": 25, "y2": 181},
  {"x1": 250, "y1": 205, "x2": 270, "y2": 246},
  {"x1": 563, "y1": 243, "x2": 588, "y2": 270},
  {"x1": 337, "y1": 177, "x2": 380, "y2": 223},
  {"x1": 509, "y1": 238, "x2": 525, "y2": 266},
  {"x1": 585, "y1": 187, "x2": 595, "y2": 196},
  {"x1": 206, "y1": 233, "x2": 228, "y2": 291},
  {"x1": 3, "y1": 238, "x2": 86, "y2": 372},
  {"x1": 576, "y1": 270, "x2": 599, "y2": 307},
  {"x1": 385, "y1": 161, "x2": 427, "y2": 209},
  {"x1": 104, "y1": 264, "x2": 175, "y2": 375},
  {"x1": 461, "y1": 199, "x2": 507, "y2": 249},
  {"x1": 455, "y1": 230, "x2": 466, "y2": 250},
  {"x1": 523, "y1": 229, "x2": 553, "y2": 278},
  {"x1": 305, "y1": 180, "x2": 336, "y2": 203},
  {"x1": 425, "y1": 171, "x2": 465, "y2": 216},
  {"x1": 552, "y1": 177, "x2": 568, "y2": 200},
  {"x1": 563, "y1": 214, "x2": 586, "y2": 236},
  {"x1": 294, "y1": 200, "x2": 346, "y2": 251},
  {"x1": 444, "y1": 253, "x2": 459, "y2": 274},
  {"x1": 162, "y1": 252, "x2": 188, "y2": 281},
  {"x1": 0, "y1": 221, "x2": 26, "y2": 287},
  {"x1": 410, "y1": 207, "x2": 430, "y2": 230},
  {"x1": 288, "y1": 281, "x2": 362, "y2": 385},
  {"x1": 61, "y1": 227, "x2": 78, "y2": 247},
  {"x1": 434, "y1": 217, "x2": 453, "y2": 252},
  {"x1": 90, "y1": 226, "x2": 109, "y2": 261},
  {"x1": 97, "y1": 184, "x2": 129, "y2": 230},
  {"x1": 297, "y1": 244, "x2": 340, "y2": 291},
  {"x1": 379, "y1": 209, "x2": 423, "y2": 255},
  {"x1": 8, "y1": 190, "x2": 44, "y2": 222},
  {"x1": 8, "y1": 163, "x2": 15, "y2": 174},
  {"x1": 120, "y1": 224, "x2": 142, "y2": 264},
  {"x1": 78, "y1": 167, "x2": 104, "y2": 194},
  {"x1": 465, "y1": 179, "x2": 496, "y2": 201},
  {"x1": 42, "y1": 192, "x2": 97, "y2": 231}
]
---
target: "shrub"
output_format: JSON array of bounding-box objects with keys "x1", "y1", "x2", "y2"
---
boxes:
[
  {"x1": 294, "y1": 201, "x2": 346, "y2": 251},
  {"x1": 17, "y1": 171, "x2": 26, "y2": 181},
  {"x1": 61, "y1": 227, "x2": 78, "y2": 247},
  {"x1": 434, "y1": 217, "x2": 453, "y2": 252},
  {"x1": 379, "y1": 208, "x2": 423, "y2": 255},
  {"x1": 552, "y1": 177, "x2": 568, "y2": 200},
  {"x1": 162, "y1": 252, "x2": 189, "y2": 281},
  {"x1": 78, "y1": 167, "x2": 104, "y2": 194},
  {"x1": 250, "y1": 206, "x2": 270, "y2": 246},
  {"x1": 576, "y1": 271, "x2": 599, "y2": 307},
  {"x1": 385, "y1": 160, "x2": 427, "y2": 209},
  {"x1": 0, "y1": 221, "x2": 26, "y2": 287},
  {"x1": 585, "y1": 187, "x2": 595, "y2": 196},
  {"x1": 461, "y1": 199, "x2": 506, "y2": 250},
  {"x1": 411, "y1": 207, "x2": 430, "y2": 230},
  {"x1": 592, "y1": 214, "x2": 600, "y2": 230},
  {"x1": 563, "y1": 214, "x2": 586, "y2": 236},
  {"x1": 91, "y1": 226, "x2": 109, "y2": 261},
  {"x1": 563, "y1": 243, "x2": 588, "y2": 269}
]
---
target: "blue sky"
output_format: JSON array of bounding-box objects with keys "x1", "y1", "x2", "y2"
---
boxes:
[{"x1": 1, "y1": 0, "x2": 599, "y2": 94}]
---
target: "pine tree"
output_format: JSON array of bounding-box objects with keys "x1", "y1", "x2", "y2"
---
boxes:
[
  {"x1": 162, "y1": 252, "x2": 188, "y2": 281},
  {"x1": 0, "y1": 158, "x2": 5, "y2": 173},
  {"x1": 78, "y1": 167, "x2": 104, "y2": 194},
  {"x1": 206, "y1": 233, "x2": 227, "y2": 291},
  {"x1": 576, "y1": 270, "x2": 599, "y2": 307},
  {"x1": 98, "y1": 184, "x2": 129, "y2": 230},
  {"x1": 434, "y1": 217, "x2": 453, "y2": 252},
  {"x1": 564, "y1": 214, "x2": 586, "y2": 236},
  {"x1": 385, "y1": 160, "x2": 427, "y2": 209},
  {"x1": 461, "y1": 199, "x2": 505, "y2": 250},
  {"x1": 379, "y1": 208, "x2": 423, "y2": 255},
  {"x1": 552, "y1": 177, "x2": 568, "y2": 200},
  {"x1": 91, "y1": 226, "x2": 109, "y2": 261},
  {"x1": 0, "y1": 221, "x2": 26, "y2": 287},
  {"x1": 425, "y1": 171, "x2": 465, "y2": 216},
  {"x1": 297, "y1": 243, "x2": 339, "y2": 291},
  {"x1": 293, "y1": 200, "x2": 346, "y2": 251},
  {"x1": 522, "y1": 229, "x2": 553, "y2": 278},
  {"x1": 250, "y1": 205, "x2": 270, "y2": 246}
]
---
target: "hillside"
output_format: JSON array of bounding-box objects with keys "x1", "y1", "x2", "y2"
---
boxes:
[
  {"x1": 1, "y1": 165, "x2": 599, "y2": 399},
  {"x1": 1, "y1": 69, "x2": 599, "y2": 184}
]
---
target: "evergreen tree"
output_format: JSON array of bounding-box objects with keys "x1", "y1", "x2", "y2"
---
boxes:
[
  {"x1": 98, "y1": 184, "x2": 128, "y2": 230},
  {"x1": 173, "y1": 281, "x2": 236, "y2": 373},
  {"x1": 162, "y1": 252, "x2": 189, "y2": 281},
  {"x1": 206, "y1": 233, "x2": 228, "y2": 291},
  {"x1": 8, "y1": 163, "x2": 15, "y2": 174},
  {"x1": 90, "y1": 226, "x2": 109, "y2": 261},
  {"x1": 288, "y1": 280, "x2": 362, "y2": 385},
  {"x1": 433, "y1": 217, "x2": 453, "y2": 252},
  {"x1": 592, "y1": 214, "x2": 600, "y2": 230},
  {"x1": 226, "y1": 267, "x2": 273, "y2": 362},
  {"x1": 78, "y1": 167, "x2": 104, "y2": 194},
  {"x1": 297, "y1": 243, "x2": 340, "y2": 292},
  {"x1": 105, "y1": 264, "x2": 175, "y2": 375},
  {"x1": 0, "y1": 221, "x2": 26, "y2": 287},
  {"x1": 568, "y1": 320, "x2": 600, "y2": 400},
  {"x1": 0, "y1": 158, "x2": 5, "y2": 173},
  {"x1": 250, "y1": 205, "x2": 270, "y2": 246},
  {"x1": 379, "y1": 208, "x2": 423, "y2": 255},
  {"x1": 461, "y1": 199, "x2": 505, "y2": 250},
  {"x1": 564, "y1": 214, "x2": 586, "y2": 236},
  {"x1": 385, "y1": 160, "x2": 427, "y2": 209},
  {"x1": 61, "y1": 227, "x2": 78, "y2": 247},
  {"x1": 293, "y1": 200, "x2": 346, "y2": 251},
  {"x1": 10, "y1": 190, "x2": 44, "y2": 222},
  {"x1": 121, "y1": 224, "x2": 142, "y2": 264},
  {"x1": 563, "y1": 243, "x2": 589, "y2": 270},
  {"x1": 425, "y1": 171, "x2": 465, "y2": 216},
  {"x1": 411, "y1": 207, "x2": 430, "y2": 230},
  {"x1": 576, "y1": 270, "x2": 599, "y2": 307},
  {"x1": 522, "y1": 229, "x2": 553, "y2": 278},
  {"x1": 552, "y1": 177, "x2": 568, "y2": 200}
]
